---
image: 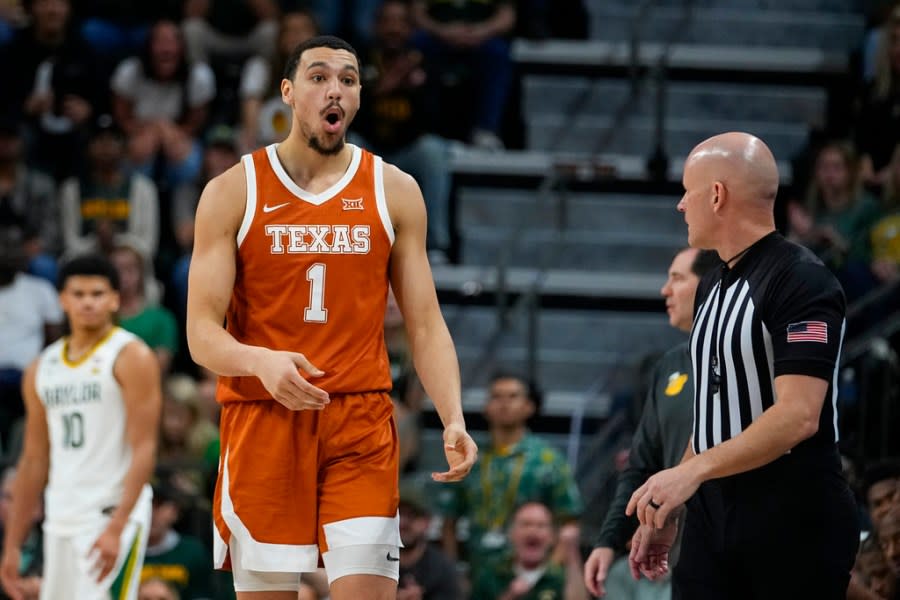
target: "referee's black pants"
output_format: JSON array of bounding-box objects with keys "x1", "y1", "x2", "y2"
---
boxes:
[{"x1": 672, "y1": 445, "x2": 859, "y2": 600}]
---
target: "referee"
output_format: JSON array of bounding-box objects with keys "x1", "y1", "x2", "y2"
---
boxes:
[{"x1": 625, "y1": 132, "x2": 859, "y2": 599}]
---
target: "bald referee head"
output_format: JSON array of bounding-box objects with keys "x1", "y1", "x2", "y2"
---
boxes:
[{"x1": 678, "y1": 132, "x2": 779, "y2": 262}]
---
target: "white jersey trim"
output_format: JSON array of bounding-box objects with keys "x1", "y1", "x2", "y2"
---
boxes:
[
  {"x1": 373, "y1": 156, "x2": 394, "y2": 245},
  {"x1": 265, "y1": 143, "x2": 362, "y2": 206},
  {"x1": 217, "y1": 448, "x2": 319, "y2": 572},
  {"x1": 237, "y1": 154, "x2": 258, "y2": 248}
]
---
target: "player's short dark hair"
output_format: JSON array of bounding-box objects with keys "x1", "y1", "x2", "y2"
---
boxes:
[
  {"x1": 58, "y1": 254, "x2": 120, "y2": 292},
  {"x1": 283, "y1": 35, "x2": 360, "y2": 82},
  {"x1": 691, "y1": 249, "x2": 721, "y2": 277},
  {"x1": 489, "y1": 369, "x2": 544, "y2": 416}
]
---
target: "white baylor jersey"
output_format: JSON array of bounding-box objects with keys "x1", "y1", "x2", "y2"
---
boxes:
[{"x1": 35, "y1": 327, "x2": 138, "y2": 533}]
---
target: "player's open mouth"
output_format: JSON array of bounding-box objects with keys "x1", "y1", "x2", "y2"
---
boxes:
[{"x1": 323, "y1": 108, "x2": 343, "y2": 133}]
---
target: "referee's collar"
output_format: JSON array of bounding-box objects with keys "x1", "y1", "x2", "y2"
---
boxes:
[{"x1": 722, "y1": 231, "x2": 780, "y2": 272}]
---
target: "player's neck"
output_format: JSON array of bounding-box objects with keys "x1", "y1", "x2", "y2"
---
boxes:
[
  {"x1": 277, "y1": 136, "x2": 353, "y2": 189},
  {"x1": 490, "y1": 426, "x2": 526, "y2": 451},
  {"x1": 66, "y1": 322, "x2": 115, "y2": 360}
]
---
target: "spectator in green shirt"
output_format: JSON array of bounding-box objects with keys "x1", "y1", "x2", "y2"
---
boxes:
[
  {"x1": 470, "y1": 501, "x2": 587, "y2": 600},
  {"x1": 438, "y1": 372, "x2": 583, "y2": 583},
  {"x1": 141, "y1": 478, "x2": 213, "y2": 600},
  {"x1": 111, "y1": 243, "x2": 178, "y2": 375}
]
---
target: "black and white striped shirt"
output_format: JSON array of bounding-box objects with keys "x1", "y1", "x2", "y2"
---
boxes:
[{"x1": 690, "y1": 232, "x2": 846, "y2": 454}]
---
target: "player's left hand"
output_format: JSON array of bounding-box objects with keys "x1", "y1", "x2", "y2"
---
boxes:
[
  {"x1": 88, "y1": 525, "x2": 121, "y2": 582},
  {"x1": 432, "y1": 422, "x2": 477, "y2": 482},
  {"x1": 626, "y1": 463, "x2": 698, "y2": 529}
]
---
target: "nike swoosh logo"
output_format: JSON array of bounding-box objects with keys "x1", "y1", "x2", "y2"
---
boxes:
[
  {"x1": 262, "y1": 202, "x2": 291, "y2": 213},
  {"x1": 386, "y1": 552, "x2": 399, "y2": 562}
]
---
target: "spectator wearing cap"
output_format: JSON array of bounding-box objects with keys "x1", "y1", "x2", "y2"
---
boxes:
[
  {"x1": 169, "y1": 124, "x2": 240, "y2": 315},
  {"x1": 0, "y1": 118, "x2": 61, "y2": 283},
  {"x1": 111, "y1": 19, "x2": 216, "y2": 190},
  {"x1": 59, "y1": 114, "x2": 159, "y2": 261},
  {"x1": 397, "y1": 477, "x2": 460, "y2": 600},
  {"x1": 141, "y1": 475, "x2": 213, "y2": 600}
]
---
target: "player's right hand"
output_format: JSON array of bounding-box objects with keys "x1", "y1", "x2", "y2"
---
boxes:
[
  {"x1": 256, "y1": 350, "x2": 330, "y2": 411},
  {"x1": 0, "y1": 547, "x2": 25, "y2": 600},
  {"x1": 584, "y1": 546, "x2": 615, "y2": 597}
]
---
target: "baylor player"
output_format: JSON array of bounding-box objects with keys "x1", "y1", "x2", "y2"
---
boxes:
[{"x1": 0, "y1": 255, "x2": 161, "y2": 600}]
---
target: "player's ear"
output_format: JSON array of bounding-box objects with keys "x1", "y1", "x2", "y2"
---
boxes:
[{"x1": 281, "y1": 78, "x2": 292, "y2": 105}]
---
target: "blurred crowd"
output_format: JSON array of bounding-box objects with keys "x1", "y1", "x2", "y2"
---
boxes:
[{"x1": 0, "y1": 0, "x2": 899, "y2": 599}]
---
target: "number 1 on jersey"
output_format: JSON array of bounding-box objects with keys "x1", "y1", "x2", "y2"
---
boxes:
[{"x1": 305, "y1": 263, "x2": 328, "y2": 323}]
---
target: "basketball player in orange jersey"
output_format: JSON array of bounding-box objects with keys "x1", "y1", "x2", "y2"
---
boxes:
[{"x1": 185, "y1": 35, "x2": 478, "y2": 600}]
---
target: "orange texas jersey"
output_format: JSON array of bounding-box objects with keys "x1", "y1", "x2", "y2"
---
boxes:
[{"x1": 218, "y1": 143, "x2": 394, "y2": 402}]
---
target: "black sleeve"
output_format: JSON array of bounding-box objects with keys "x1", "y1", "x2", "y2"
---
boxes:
[
  {"x1": 762, "y1": 259, "x2": 846, "y2": 381},
  {"x1": 594, "y1": 363, "x2": 666, "y2": 551}
]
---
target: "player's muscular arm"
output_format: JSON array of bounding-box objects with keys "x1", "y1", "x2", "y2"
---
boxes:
[
  {"x1": 109, "y1": 342, "x2": 161, "y2": 534},
  {"x1": 384, "y1": 164, "x2": 477, "y2": 481},
  {"x1": 186, "y1": 165, "x2": 329, "y2": 410},
  {"x1": 1, "y1": 363, "x2": 49, "y2": 599},
  {"x1": 87, "y1": 341, "x2": 162, "y2": 581}
]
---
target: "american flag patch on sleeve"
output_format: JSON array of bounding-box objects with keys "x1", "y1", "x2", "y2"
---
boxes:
[{"x1": 786, "y1": 321, "x2": 828, "y2": 343}]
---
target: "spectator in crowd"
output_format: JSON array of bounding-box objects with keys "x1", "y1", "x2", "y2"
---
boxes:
[
  {"x1": 0, "y1": 227, "x2": 63, "y2": 458},
  {"x1": 787, "y1": 140, "x2": 882, "y2": 301},
  {"x1": 237, "y1": 8, "x2": 318, "y2": 152},
  {"x1": 354, "y1": 0, "x2": 452, "y2": 262},
  {"x1": 583, "y1": 247, "x2": 719, "y2": 599},
  {"x1": 0, "y1": 0, "x2": 24, "y2": 45},
  {"x1": 853, "y1": 535, "x2": 898, "y2": 600},
  {"x1": 60, "y1": 114, "x2": 160, "y2": 261},
  {"x1": 470, "y1": 501, "x2": 588, "y2": 600},
  {"x1": 110, "y1": 243, "x2": 178, "y2": 375},
  {"x1": 170, "y1": 125, "x2": 240, "y2": 313},
  {"x1": 307, "y1": 0, "x2": 381, "y2": 49},
  {"x1": 384, "y1": 287, "x2": 425, "y2": 474},
  {"x1": 139, "y1": 576, "x2": 182, "y2": 600},
  {"x1": 182, "y1": 0, "x2": 279, "y2": 63},
  {"x1": 866, "y1": 460, "x2": 900, "y2": 528},
  {"x1": 141, "y1": 478, "x2": 213, "y2": 600},
  {"x1": 157, "y1": 374, "x2": 219, "y2": 498},
  {"x1": 856, "y1": 4, "x2": 900, "y2": 186},
  {"x1": 877, "y1": 504, "x2": 900, "y2": 580},
  {"x1": 411, "y1": 0, "x2": 515, "y2": 149},
  {"x1": 0, "y1": 0, "x2": 101, "y2": 181},
  {"x1": 75, "y1": 0, "x2": 179, "y2": 58},
  {"x1": 872, "y1": 143, "x2": 900, "y2": 283},
  {"x1": 0, "y1": 466, "x2": 43, "y2": 600},
  {"x1": 396, "y1": 477, "x2": 460, "y2": 600},
  {"x1": 438, "y1": 371, "x2": 583, "y2": 581},
  {"x1": 0, "y1": 119, "x2": 60, "y2": 283},
  {"x1": 111, "y1": 19, "x2": 216, "y2": 189}
]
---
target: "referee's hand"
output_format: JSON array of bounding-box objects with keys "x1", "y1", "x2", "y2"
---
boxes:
[{"x1": 625, "y1": 464, "x2": 699, "y2": 529}]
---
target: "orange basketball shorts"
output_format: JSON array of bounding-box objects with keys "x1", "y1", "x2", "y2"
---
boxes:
[{"x1": 212, "y1": 391, "x2": 400, "y2": 573}]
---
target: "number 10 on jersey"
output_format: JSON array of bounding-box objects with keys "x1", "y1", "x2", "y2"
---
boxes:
[{"x1": 305, "y1": 263, "x2": 328, "y2": 323}]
